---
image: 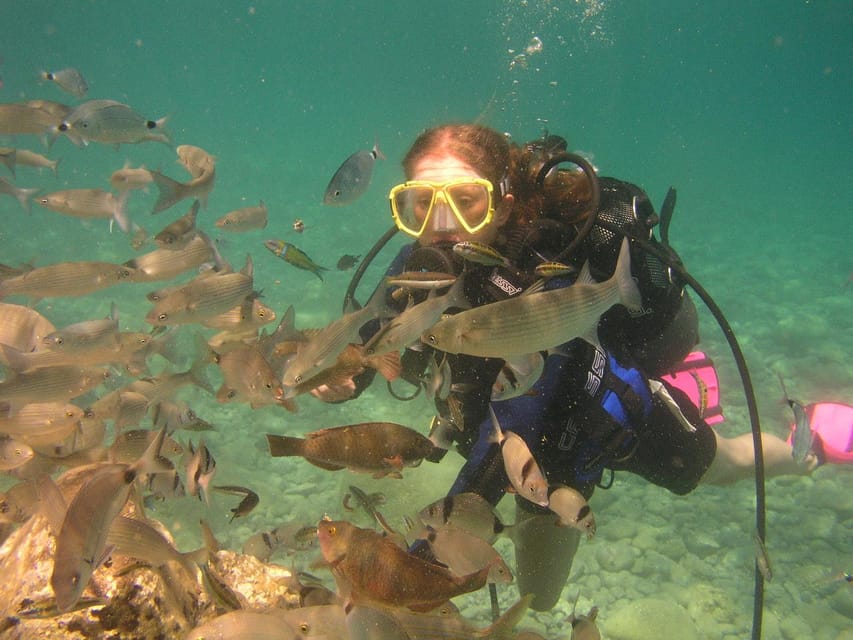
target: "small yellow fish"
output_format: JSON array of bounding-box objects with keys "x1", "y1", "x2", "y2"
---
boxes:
[{"x1": 452, "y1": 240, "x2": 509, "y2": 267}]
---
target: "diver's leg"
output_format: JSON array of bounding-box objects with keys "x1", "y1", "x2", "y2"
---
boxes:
[
  {"x1": 513, "y1": 499, "x2": 581, "y2": 611},
  {"x1": 700, "y1": 431, "x2": 817, "y2": 485}
]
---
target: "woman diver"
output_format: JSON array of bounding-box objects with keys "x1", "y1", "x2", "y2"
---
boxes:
[{"x1": 313, "y1": 123, "x2": 849, "y2": 611}]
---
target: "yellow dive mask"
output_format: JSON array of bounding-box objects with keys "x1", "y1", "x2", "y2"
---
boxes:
[{"x1": 389, "y1": 178, "x2": 496, "y2": 238}]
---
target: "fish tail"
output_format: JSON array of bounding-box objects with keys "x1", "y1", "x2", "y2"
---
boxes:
[
  {"x1": 371, "y1": 351, "x2": 402, "y2": 381},
  {"x1": 614, "y1": 238, "x2": 642, "y2": 312},
  {"x1": 0, "y1": 149, "x2": 15, "y2": 177},
  {"x1": 266, "y1": 433, "x2": 305, "y2": 457},
  {"x1": 475, "y1": 593, "x2": 534, "y2": 639},
  {"x1": 155, "y1": 116, "x2": 172, "y2": 145},
  {"x1": 188, "y1": 350, "x2": 215, "y2": 395},
  {"x1": 150, "y1": 171, "x2": 185, "y2": 214},
  {"x1": 112, "y1": 190, "x2": 131, "y2": 233},
  {"x1": 372, "y1": 139, "x2": 386, "y2": 161},
  {"x1": 487, "y1": 405, "x2": 504, "y2": 444},
  {"x1": 16, "y1": 186, "x2": 40, "y2": 215}
]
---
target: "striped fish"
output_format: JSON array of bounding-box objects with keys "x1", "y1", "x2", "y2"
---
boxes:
[{"x1": 421, "y1": 239, "x2": 641, "y2": 358}]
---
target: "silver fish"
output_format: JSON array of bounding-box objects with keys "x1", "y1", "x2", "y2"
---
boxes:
[
  {"x1": 491, "y1": 351, "x2": 544, "y2": 401},
  {"x1": 58, "y1": 99, "x2": 169, "y2": 147},
  {"x1": 0, "y1": 261, "x2": 136, "y2": 301},
  {"x1": 0, "y1": 147, "x2": 15, "y2": 175},
  {"x1": 125, "y1": 231, "x2": 215, "y2": 282},
  {"x1": 0, "y1": 302, "x2": 56, "y2": 352},
  {"x1": 146, "y1": 255, "x2": 254, "y2": 326},
  {"x1": 788, "y1": 399, "x2": 814, "y2": 464},
  {"x1": 150, "y1": 145, "x2": 215, "y2": 213},
  {"x1": 0, "y1": 176, "x2": 40, "y2": 213},
  {"x1": 0, "y1": 437, "x2": 34, "y2": 471},
  {"x1": 41, "y1": 68, "x2": 88, "y2": 98},
  {"x1": 488, "y1": 406, "x2": 549, "y2": 507},
  {"x1": 214, "y1": 201, "x2": 268, "y2": 231},
  {"x1": 36, "y1": 188, "x2": 130, "y2": 232},
  {"x1": 42, "y1": 303, "x2": 119, "y2": 352},
  {"x1": 548, "y1": 484, "x2": 596, "y2": 539},
  {"x1": 364, "y1": 276, "x2": 467, "y2": 358},
  {"x1": 323, "y1": 142, "x2": 384, "y2": 205},
  {"x1": 419, "y1": 524, "x2": 513, "y2": 583},
  {"x1": 754, "y1": 531, "x2": 773, "y2": 582},
  {"x1": 106, "y1": 515, "x2": 202, "y2": 581},
  {"x1": 416, "y1": 492, "x2": 508, "y2": 545},
  {"x1": 0, "y1": 401, "x2": 83, "y2": 447},
  {"x1": 50, "y1": 428, "x2": 168, "y2": 612},
  {"x1": 184, "y1": 438, "x2": 216, "y2": 505},
  {"x1": 422, "y1": 239, "x2": 641, "y2": 358},
  {"x1": 214, "y1": 342, "x2": 284, "y2": 409},
  {"x1": 281, "y1": 292, "x2": 391, "y2": 388},
  {"x1": 13, "y1": 148, "x2": 61, "y2": 176},
  {"x1": 186, "y1": 611, "x2": 298, "y2": 640},
  {"x1": 0, "y1": 365, "x2": 110, "y2": 413},
  {"x1": 109, "y1": 161, "x2": 153, "y2": 193}
]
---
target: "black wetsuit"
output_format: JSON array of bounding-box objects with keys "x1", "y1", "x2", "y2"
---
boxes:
[{"x1": 356, "y1": 178, "x2": 718, "y2": 510}]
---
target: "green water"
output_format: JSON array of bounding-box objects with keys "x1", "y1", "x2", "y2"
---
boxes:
[{"x1": 1, "y1": 2, "x2": 851, "y2": 638}]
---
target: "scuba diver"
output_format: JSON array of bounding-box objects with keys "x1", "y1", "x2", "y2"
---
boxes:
[{"x1": 312, "y1": 123, "x2": 853, "y2": 611}]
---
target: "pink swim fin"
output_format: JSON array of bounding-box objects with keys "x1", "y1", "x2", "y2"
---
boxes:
[{"x1": 660, "y1": 351, "x2": 724, "y2": 425}]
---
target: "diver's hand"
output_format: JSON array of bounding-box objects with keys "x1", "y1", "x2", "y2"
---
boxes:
[{"x1": 310, "y1": 379, "x2": 356, "y2": 403}]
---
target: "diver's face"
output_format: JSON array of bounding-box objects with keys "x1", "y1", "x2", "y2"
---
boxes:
[{"x1": 410, "y1": 154, "x2": 513, "y2": 247}]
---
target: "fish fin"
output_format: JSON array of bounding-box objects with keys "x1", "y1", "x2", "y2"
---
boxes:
[
  {"x1": 112, "y1": 190, "x2": 131, "y2": 233},
  {"x1": 150, "y1": 170, "x2": 185, "y2": 214},
  {"x1": 368, "y1": 350, "x2": 402, "y2": 381},
  {"x1": 305, "y1": 458, "x2": 346, "y2": 472},
  {"x1": 277, "y1": 397, "x2": 299, "y2": 412},
  {"x1": 575, "y1": 260, "x2": 596, "y2": 285},
  {"x1": 475, "y1": 593, "x2": 534, "y2": 639},
  {"x1": 265, "y1": 433, "x2": 304, "y2": 457},
  {"x1": 371, "y1": 139, "x2": 386, "y2": 161},
  {"x1": 614, "y1": 238, "x2": 642, "y2": 312},
  {"x1": 522, "y1": 277, "x2": 547, "y2": 295},
  {"x1": 487, "y1": 405, "x2": 504, "y2": 444},
  {"x1": 383, "y1": 455, "x2": 404, "y2": 470}
]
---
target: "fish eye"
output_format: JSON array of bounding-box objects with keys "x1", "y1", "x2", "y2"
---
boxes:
[
  {"x1": 428, "y1": 335, "x2": 437, "y2": 344},
  {"x1": 257, "y1": 310, "x2": 266, "y2": 318},
  {"x1": 58, "y1": 122, "x2": 68, "y2": 132},
  {"x1": 265, "y1": 382, "x2": 272, "y2": 389},
  {"x1": 39, "y1": 197, "x2": 49, "y2": 205},
  {"x1": 158, "y1": 313, "x2": 168, "y2": 321},
  {"x1": 299, "y1": 623, "x2": 310, "y2": 633},
  {"x1": 294, "y1": 375, "x2": 303, "y2": 384},
  {"x1": 54, "y1": 337, "x2": 63, "y2": 345},
  {"x1": 80, "y1": 121, "x2": 88, "y2": 129},
  {"x1": 146, "y1": 120, "x2": 156, "y2": 129},
  {"x1": 226, "y1": 390, "x2": 236, "y2": 399}
]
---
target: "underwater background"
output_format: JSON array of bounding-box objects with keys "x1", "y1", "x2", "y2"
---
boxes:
[{"x1": 0, "y1": 1, "x2": 850, "y2": 638}]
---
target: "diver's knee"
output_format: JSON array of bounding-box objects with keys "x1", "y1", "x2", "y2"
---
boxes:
[{"x1": 513, "y1": 503, "x2": 581, "y2": 611}]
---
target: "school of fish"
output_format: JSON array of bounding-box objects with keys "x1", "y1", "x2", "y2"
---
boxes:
[{"x1": 0, "y1": 67, "x2": 614, "y2": 638}]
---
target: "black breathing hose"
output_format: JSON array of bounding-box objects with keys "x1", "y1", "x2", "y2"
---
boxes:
[
  {"x1": 342, "y1": 225, "x2": 399, "y2": 313},
  {"x1": 593, "y1": 217, "x2": 767, "y2": 640},
  {"x1": 534, "y1": 151, "x2": 601, "y2": 263}
]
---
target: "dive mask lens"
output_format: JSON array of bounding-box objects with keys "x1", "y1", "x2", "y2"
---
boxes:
[
  {"x1": 389, "y1": 179, "x2": 495, "y2": 237},
  {"x1": 390, "y1": 184, "x2": 435, "y2": 237}
]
